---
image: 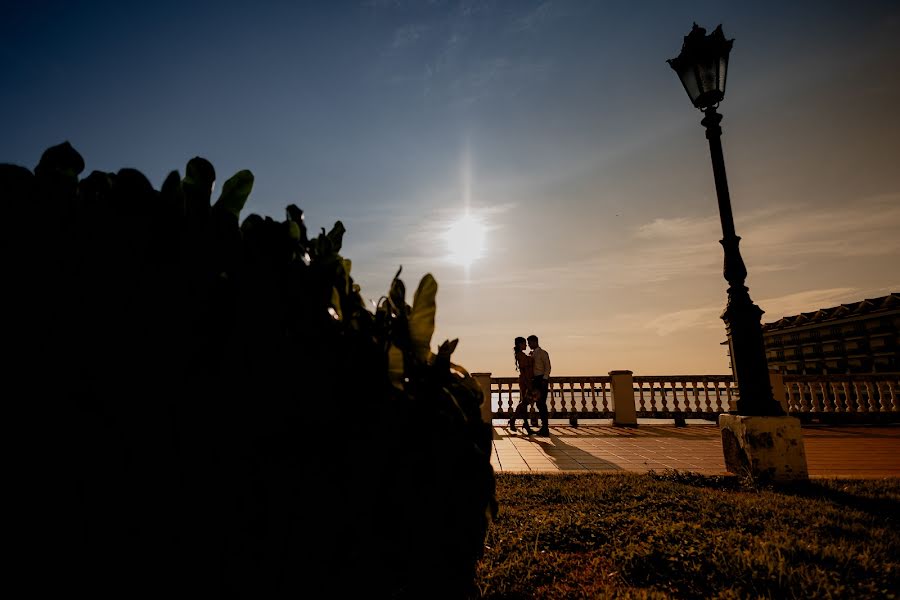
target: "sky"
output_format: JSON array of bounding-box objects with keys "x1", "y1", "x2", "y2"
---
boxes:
[{"x1": 3, "y1": 0, "x2": 899, "y2": 376}]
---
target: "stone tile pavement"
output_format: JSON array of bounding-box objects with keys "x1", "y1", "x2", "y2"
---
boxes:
[{"x1": 490, "y1": 421, "x2": 900, "y2": 478}]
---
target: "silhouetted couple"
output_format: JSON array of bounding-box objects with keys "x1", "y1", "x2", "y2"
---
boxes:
[{"x1": 510, "y1": 335, "x2": 551, "y2": 436}]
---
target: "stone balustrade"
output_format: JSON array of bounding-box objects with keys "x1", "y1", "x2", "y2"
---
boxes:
[{"x1": 481, "y1": 372, "x2": 899, "y2": 423}]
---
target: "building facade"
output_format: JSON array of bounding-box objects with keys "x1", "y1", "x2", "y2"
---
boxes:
[{"x1": 757, "y1": 293, "x2": 899, "y2": 375}]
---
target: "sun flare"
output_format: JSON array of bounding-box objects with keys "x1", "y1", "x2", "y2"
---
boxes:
[{"x1": 445, "y1": 214, "x2": 486, "y2": 267}]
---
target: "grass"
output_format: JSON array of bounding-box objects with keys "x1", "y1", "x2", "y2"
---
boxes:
[{"x1": 476, "y1": 472, "x2": 899, "y2": 599}]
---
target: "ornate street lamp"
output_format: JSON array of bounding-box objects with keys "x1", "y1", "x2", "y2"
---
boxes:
[{"x1": 668, "y1": 24, "x2": 784, "y2": 416}]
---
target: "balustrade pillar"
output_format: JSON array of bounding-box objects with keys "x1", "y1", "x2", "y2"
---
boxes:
[
  {"x1": 472, "y1": 372, "x2": 495, "y2": 430},
  {"x1": 769, "y1": 370, "x2": 789, "y2": 414},
  {"x1": 610, "y1": 370, "x2": 638, "y2": 427}
]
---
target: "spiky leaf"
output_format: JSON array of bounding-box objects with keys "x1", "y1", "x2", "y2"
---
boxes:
[
  {"x1": 214, "y1": 169, "x2": 254, "y2": 218},
  {"x1": 410, "y1": 273, "x2": 438, "y2": 362}
]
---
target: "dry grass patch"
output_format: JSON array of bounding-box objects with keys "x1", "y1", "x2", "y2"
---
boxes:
[{"x1": 476, "y1": 472, "x2": 899, "y2": 599}]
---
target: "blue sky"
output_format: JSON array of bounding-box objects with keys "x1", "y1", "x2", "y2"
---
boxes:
[{"x1": 3, "y1": 0, "x2": 899, "y2": 375}]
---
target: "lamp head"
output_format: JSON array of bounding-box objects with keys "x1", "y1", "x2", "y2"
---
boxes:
[{"x1": 667, "y1": 23, "x2": 733, "y2": 110}]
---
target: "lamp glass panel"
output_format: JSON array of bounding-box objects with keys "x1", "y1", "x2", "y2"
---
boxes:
[
  {"x1": 718, "y1": 55, "x2": 729, "y2": 94},
  {"x1": 697, "y1": 57, "x2": 720, "y2": 95},
  {"x1": 677, "y1": 63, "x2": 701, "y2": 103}
]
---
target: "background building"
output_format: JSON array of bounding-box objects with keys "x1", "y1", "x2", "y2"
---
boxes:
[
  {"x1": 762, "y1": 293, "x2": 899, "y2": 374},
  {"x1": 724, "y1": 294, "x2": 899, "y2": 375}
]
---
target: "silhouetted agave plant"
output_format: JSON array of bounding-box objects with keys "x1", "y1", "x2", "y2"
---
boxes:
[{"x1": 4, "y1": 142, "x2": 497, "y2": 600}]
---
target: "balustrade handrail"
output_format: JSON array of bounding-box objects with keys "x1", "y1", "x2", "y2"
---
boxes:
[
  {"x1": 485, "y1": 372, "x2": 899, "y2": 420},
  {"x1": 782, "y1": 373, "x2": 900, "y2": 382}
]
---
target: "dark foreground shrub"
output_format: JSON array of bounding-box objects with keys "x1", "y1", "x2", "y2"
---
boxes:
[{"x1": 4, "y1": 142, "x2": 497, "y2": 599}]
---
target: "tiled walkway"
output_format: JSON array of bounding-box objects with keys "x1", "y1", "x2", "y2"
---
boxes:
[{"x1": 490, "y1": 422, "x2": 900, "y2": 478}]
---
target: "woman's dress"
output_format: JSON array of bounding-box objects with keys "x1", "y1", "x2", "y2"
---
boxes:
[{"x1": 517, "y1": 351, "x2": 536, "y2": 405}]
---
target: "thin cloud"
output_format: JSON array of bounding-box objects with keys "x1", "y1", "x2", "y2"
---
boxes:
[
  {"x1": 636, "y1": 215, "x2": 719, "y2": 240},
  {"x1": 757, "y1": 287, "x2": 864, "y2": 320},
  {"x1": 436, "y1": 192, "x2": 900, "y2": 297},
  {"x1": 509, "y1": 1, "x2": 556, "y2": 33},
  {"x1": 391, "y1": 24, "x2": 428, "y2": 48},
  {"x1": 644, "y1": 286, "x2": 872, "y2": 337},
  {"x1": 645, "y1": 306, "x2": 724, "y2": 337}
]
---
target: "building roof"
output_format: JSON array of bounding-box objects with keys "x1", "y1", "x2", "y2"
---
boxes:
[{"x1": 761, "y1": 293, "x2": 899, "y2": 332}]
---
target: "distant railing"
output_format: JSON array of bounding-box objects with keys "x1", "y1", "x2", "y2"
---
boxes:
[
  {"x1": 782, "y1": 374, "x2": 900, "y2": 416},
  {"x1": 633, "y1": 375, "x2": 736, "y2": 419},
  {"x1": 491, "y1": 376, "x2": 614, "y2": 420},
  {"x1": 488, "y1": 372, "x2": 899, "y2": 423}
]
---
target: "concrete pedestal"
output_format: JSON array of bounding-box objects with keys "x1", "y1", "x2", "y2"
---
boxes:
[
  {"x1": 719, "y1": 414, "x2": 808, "y2": 481},
  {"x1": 472, "y1": 372, "x2": 499, "y2": 440},
  {"x1": 610, "y1": 370, "x2": 637, "y2": 427}
]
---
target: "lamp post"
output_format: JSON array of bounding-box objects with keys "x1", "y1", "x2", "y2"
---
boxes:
[{"x1": 668, "y1": 24, "x2": 783, "y2": 417}]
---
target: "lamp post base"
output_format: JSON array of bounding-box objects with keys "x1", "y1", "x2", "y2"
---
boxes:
[{"x1": 719, "y1": 414, "x2": 808, "y2": 482}]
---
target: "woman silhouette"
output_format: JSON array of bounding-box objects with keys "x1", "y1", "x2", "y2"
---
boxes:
[{"x1": 509, "y1": 336, "x2": 535, "y2": 435}]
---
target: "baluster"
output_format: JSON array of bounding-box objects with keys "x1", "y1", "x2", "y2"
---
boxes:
[
  {"x1": 572, "y1": 381, "x2": 578, "y2": 415},
  {"x1": 798, "y1": 383, "x2": 810, "y2": 413},
  {"x1": 670, "y1": 380, "x2": 680, "y2": 413},
  {"x1": 703, "y1": 378, "x2": 713, "y2": 412},
  {"x1": 890, "y1": 377, "x2": 899, "y2": 412},
  {"x1": 866, "y1": 381, "x2": 878, "y2": 412},
  {"x1": 811, "y1": 382, "x2": 823, "y2": 412},
  {"x1": 589, "y1": 379, "x2": 598, "y2": 414},
  {"x1": 820, "y1": 382, "x2": 833, "y2": 412},
  {"x1": 827, "y1": 382, "x2": 840, "y2": 412},
  {"x1": 876, "y1": 381, "x2": 889, "y2": 412},
  {"x1": 827, "y1": 381, "x2": 839, "y2": 412},
  {"x1": 850, "y1": 381, "x2": 863, "y2": 412},
  {"x1": 488, "y1": 380, "x2": 495, "y2": 417},
  {"x1": 691, "y1": 380, "x2": 701, "y2": 413},
  {"x1": 561, "y1": 381, "x2": 568, "y2": 415},
  {"x1": 637, "y1": 382, "x2": 646, "y2": 413},
  {"x1": 784, "y1": 382, "x2": 796, "y2": 412},
  {"x1": 600, "y1": 381, "x2": 609, "y2": 413},
  {"x1": 724, "y1": 380, "x2": 734, "y2": 411},
  {"x1": 713, "y1": 380, "x2": 723, "y2": 412},
  {"x1": 558, "y1": 381, "x2": 565, "y2": 415},
  {"x1": 807, "y1": 382, "x2": 818, "y2": 412}
]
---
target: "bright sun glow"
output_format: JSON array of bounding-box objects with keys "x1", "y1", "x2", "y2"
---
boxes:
[{"x1": 445, "y1": 214, "x2": 486, "y2": 267}]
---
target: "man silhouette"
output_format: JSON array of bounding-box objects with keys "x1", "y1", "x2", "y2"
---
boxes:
[{"x1": 528, "y1": 335, "x2": 551, "y2": 436}]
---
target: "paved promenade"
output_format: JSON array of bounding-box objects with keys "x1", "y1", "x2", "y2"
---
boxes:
[{"x1": 490, "y1": 421, "x2": 900, "y2": 478}]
